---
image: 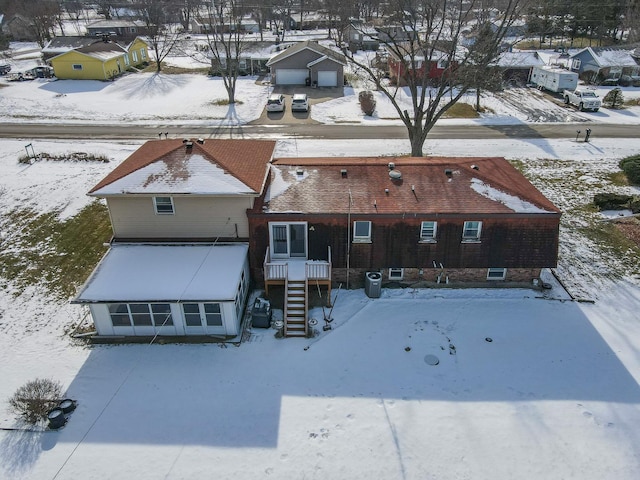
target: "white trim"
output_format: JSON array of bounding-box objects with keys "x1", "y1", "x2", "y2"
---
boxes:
[
  {"x1": 462, "y1": 220, "x2": 482, "y2": 242},
  {"x1": 420, "y1": 221, "x2": 437, "y2": 242},
  {"x1": 269, "y1": 221, "x2": 308, "y2": 258}
]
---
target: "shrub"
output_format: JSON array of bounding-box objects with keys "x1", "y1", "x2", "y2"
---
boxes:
[
  {"x1": 629, "y1": 196, "x2": 640, "y2": 214},
  {"x1": 619, "y1": 155, "x2": 640, "y2": 185},
  {"x1": 8, "y1": 378, "x2": 63, "y2": 424},
  {"x1": 359, "y1": 90, "x2": 376, "y2": 116},
  {"x1": 593, "y1": 193, "x2": 632, "y2": 210},
  {"x1": 603, "y1": 88, "x2": 624, "y2": 108}
]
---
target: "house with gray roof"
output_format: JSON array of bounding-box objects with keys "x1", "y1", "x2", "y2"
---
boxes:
[{"x1": 266, "y1": 40, "x2": 346, "y2": 87}]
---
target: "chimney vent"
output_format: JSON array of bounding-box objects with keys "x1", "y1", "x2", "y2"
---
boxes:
[
  {"x1": 445, "y1": 169, "x2": 452, "y2": 177},
  {"x1": 185, "y1": 141, "x2": 193, "y2": 150},
  {"x1": 341, "y1": 169, "x2": 347, "y2": 178},
  {"x1": 197, "y1": 138, "x2": 205, "y2": 144},
  {"x1": 471, "y1": 164, "x2": 479, "y2": 170},
  {"x1": 388, "y1": 162, "x2": 395, "y2": 170}
]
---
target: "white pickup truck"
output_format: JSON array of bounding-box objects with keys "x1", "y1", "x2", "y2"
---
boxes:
[{"x1": 563, "y1": 88, "x2": 601, "y2": 112}]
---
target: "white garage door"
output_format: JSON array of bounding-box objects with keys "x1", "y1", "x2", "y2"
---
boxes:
[
  {"x1": 275, "y1": 68, "x2": 308, "y2": 85},
  {"x1": 317, "y1": 70, "x2": 338, "y2": 87}
]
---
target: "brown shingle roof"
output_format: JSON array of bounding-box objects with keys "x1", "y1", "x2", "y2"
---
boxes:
[
  {"x1": 89, "y1": 138, "x2": 276, "y2": 195},
  {"x1": 266, "y1": 156, "x2": 560, "y2": 215}
]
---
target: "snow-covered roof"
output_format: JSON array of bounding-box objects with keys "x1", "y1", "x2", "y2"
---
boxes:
[
  {"x1": 494, "y1": 51, "x2": 544, "y2": 68},
  {"x1": 74, "y1": 243, "x2": 248, "y2": 303},
  {"x1": 575, "y1": 47, "x2": 639, "y2": 67},
  {"x1": 90, "y1": 139, "x2": 277, "y2": 197}
]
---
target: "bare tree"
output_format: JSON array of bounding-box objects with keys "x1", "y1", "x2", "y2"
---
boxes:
[
  {"x1": 343, "y1": 0, "x2": 528, "y2": 156},
  {"x1": 199, "y1": 0, "x2": 248, "y2": 103},
  {"x1": 94, "y1": 0, "x2": 116, "y2": 20},
  {"x1": 16, "y1": 0, "x2": 60, "y2": 47},
  {"x1": 137, "y1": 0, "x2": 185, "y2": 73}
]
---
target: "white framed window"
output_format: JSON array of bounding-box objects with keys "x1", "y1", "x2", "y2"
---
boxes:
[
  {"x1": 72, "y1": 64, "x2": 83, "y2": 70},
  {"x1": 132, "y1": 50, "x2": 139, "y2": 63},
  {"x1": 388, "y1": 268, "x2": 404, "y2": 280},
  {"x1": 108, "y1": 303, "x2": 173, "y2": 327},
  {"x1": 353, "y1": 221, "x2": 372, "y2": 243},
  {"x1": 124, "y1": 54, "x2": 130, "y2": 66},
  {"x1": 140, "y1": 48, "x2": 147, "y2": 59},
  {"x1": 420, "y1": 221, "x2": 437, "y2": 242},
  {"x1": 572, "y1": 59, "x2": 581, "y2": 70},
  {"x1": 437, "y1": 59, "x2": 450, "y2": 69},
  {"x1": 487, "y1": 268, "x2": 507, "y2": 280},
  {"x1": 462, "y1": 221, "x2": 482, "y2": 241},
  {"x1": 153, "y1": 196, "x2": 174, "y2": 215},
  {"x1": 182, "y1": 303, "x2": 223, "y2": 328}
]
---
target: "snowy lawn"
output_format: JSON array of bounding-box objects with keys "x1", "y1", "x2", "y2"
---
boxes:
[{"x1": 1, "y1": 137, "x2": 640, "y2": 479}]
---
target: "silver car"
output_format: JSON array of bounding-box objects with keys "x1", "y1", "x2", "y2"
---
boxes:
[
  {"x1": 291, "y1": 93, "x2": 309, "y2": 112},
  {"x1": 266, "y1": 94, "x2": 285, "y2": 112}
]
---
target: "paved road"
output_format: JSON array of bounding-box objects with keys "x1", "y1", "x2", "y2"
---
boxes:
[{"x1": 0, "y1": 122, "x2": 637, "y2": 141}]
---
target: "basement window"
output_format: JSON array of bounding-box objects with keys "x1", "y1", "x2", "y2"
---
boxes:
[
  {"x1": 153, "y1": 196, "x2": 174, "y2": 215},
  {"x1": 487, "y1": 268, "x2": 507, "y2": 280},
  {"x1": 389, "y1": 268, "x2": 404, "y2": 280}
]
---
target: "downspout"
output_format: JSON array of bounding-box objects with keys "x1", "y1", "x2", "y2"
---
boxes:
[{"x1": 346, "y1": 189, "x2": 352, "y2": 289}]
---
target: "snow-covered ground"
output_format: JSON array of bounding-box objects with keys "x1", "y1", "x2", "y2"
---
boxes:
[{"x1": 2, "y1": 41, "x2": 640, "y2": 480}]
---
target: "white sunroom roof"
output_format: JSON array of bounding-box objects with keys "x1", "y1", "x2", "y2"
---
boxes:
[{"x1": 74, "y1": 243, "x2": 248, "y2": 303}]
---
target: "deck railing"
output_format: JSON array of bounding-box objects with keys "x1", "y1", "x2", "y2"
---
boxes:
[{"x1": 264, "y1": 246, "x2": 331, "y2": 281}]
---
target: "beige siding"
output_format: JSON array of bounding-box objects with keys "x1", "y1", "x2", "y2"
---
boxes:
[{"x1": 107, "y1": 196, "x2": 254, "y2": 239}]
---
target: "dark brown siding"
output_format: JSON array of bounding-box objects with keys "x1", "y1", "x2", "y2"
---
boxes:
[{"x1": 248, "y1": 213, "x2": 560, "y2": 283}]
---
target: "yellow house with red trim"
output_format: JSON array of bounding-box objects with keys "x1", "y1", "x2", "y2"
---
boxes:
[{"x1": 50, "y1": 37, "x2": 150, "y2": 80}]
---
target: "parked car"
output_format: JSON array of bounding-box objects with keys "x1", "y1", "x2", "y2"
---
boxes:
[
  {"x1": 32, "y1": 66, "x2": 55, "y2": 78},
  {"x1": 9, "y1": 71, "x2": 35, "y2": 81},
  {"x1": 0, "y1": 64, "x2": 11, "y2": 75},
  {"x1": 291, "y1": 93, "x2": 309, "y2": 112},
  {"x1": 266, "y1": 94, "x2": 285, "y2": 112}
]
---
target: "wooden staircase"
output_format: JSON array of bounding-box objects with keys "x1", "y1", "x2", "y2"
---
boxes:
[{"x1": 284, "y1": 279, "x2": 308, "y2": 337}]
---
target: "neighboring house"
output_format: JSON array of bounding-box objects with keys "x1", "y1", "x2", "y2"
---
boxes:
[
  {"x1": 86, "y1": 19, "x2": 149, "y2": 39},
  {"x1": 343, "y1": 23, "x2": 380, "y2": 52},
  {"x1": 49, "y1": 36, "x2": 149, "y2": 80},
  {"x1": 73, "y1": 138, "x2": 277, "y2": 339},
  {"x1": 190, "y1": 15, "x2": 259, "y2": 34},
  {"x1": 209, "y1": 41, "x2": 281, "y2": 76},
  {"x1": 492, "y1": 51, "x2": 545, "y2": 86},
  {"x1": 74, "y1": 140, "x2": 561, "y2": 340},
  {"x1": 387, "y1": 42, "x2": 459, "y2": 87},
  {"x1": 569, "y1": 46, "x2": 640, "y2": 85},
  {"x1": 1, "y1": 13, "x2": 36, "y2": 42},
  {"x1": 266, "y1": 40, "x2": 346, "y2": 87}
]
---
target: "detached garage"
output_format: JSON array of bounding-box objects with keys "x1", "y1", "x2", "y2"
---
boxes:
[
  {"x1": 267, "y1": 40, "x2": 346, "y2": 87},
  {"x1": 73, "y1": 243, "x2": 250, "y2": 339}
]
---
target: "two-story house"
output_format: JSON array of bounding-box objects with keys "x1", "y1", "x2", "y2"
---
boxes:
[
  {"x1": 73, "y1": 138, "x2": 277, "y2": 339},
  {"x1": 74, "y1": 140, "x2": 560, "y2": 340}
]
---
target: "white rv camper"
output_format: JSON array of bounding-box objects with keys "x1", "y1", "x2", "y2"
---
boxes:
[{"x1": 531, "y1": 66, "x2": 579, "y2": 93}]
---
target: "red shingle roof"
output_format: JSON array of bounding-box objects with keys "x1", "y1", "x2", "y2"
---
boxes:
[
  {"x1": 267, "y1": 156, "x2": 560, "y2": 215},
  {"x1": 89, "y1": 139, "x2": 276, "y2": 195}
]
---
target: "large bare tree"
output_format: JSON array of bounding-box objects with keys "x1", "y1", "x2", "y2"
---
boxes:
[
  {"x1": 198, "y1": 0, "x2": 249, "y2": 104},
  {"x1": 137, "y1": 0, "x2": 185, "y2": 73},
  {"x1": 344, "y1": 0, "x2": 529, "y2": 156}
]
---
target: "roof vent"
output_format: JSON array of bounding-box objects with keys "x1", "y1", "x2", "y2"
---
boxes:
[
  {"x1": 389, "y1": 169, "x2": 402, "y2": 180},
  {"x1": 471, "y1": 164, "x2": 479, "y2": 170},
  {"x1": 196, "y1": 138, "x2": 205, "y2": 144},
  {"x1": 444, "y1": 169, "x2": 452, "y2": 177},
  {"x1": 388, "y1": 162, "x2": 395, "y2": 170},
  {"x1": 185, "y1": 141, "x2": 193, "y2": 150},
  {"x1": 341, "y1": 169, "x2": 347, "y2": 178},
  {"x1": 296, "y1": 167, "x2": 304, "y2": 176}
]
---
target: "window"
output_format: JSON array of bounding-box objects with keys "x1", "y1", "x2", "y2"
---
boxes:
[
  {"x1": 151, "y1": 303, "x2": 173, "y2": 326},
  {"x1": 204, "y1": 303, "x2": 223, "y2": 326},
  {"x1": 353, "y1": 221, "x2": 371, "y2": 243},
  {"x1": 129, "y1": 303, "x2": 152, "y2": 326},
  {"x1": 182, "y1": 303, "x2": 201, "y2": 327},
  {"x1": 72, "y1": 64, "x2": 83, "y2": 70},
  {"x1": 153, "y1": 196, "x2": 174, "y2": 214},
  {"x1": 109, "y1": 303, "x2": 174, "y2": 327},
  {"x1": 140, "y1": 48, "x2": 147, "y2": 59},
  {"x1": 572, "y1": 59, "x2": 581, "y2": 70},
  {"x1": 437, "y1": 59, "x2": 450, "y2": 69},
  {"x1": 462, "y1": 221, "x2": 482, "y2": 241},
  {"x1": 420, "y1": 221, "x2": 437, "y2": 242},
  {"x1": 487, "y1": 268, "x2": 507, "y2": 280},
  {"x1": 132, "y1": 50, "x2": 139, "y2": 63},
  {"x1": 389, "y1": 268, "x2": 404, "y2": 280},
  {"x1": 124, "y1": 54, "x2": 130, "y2": 66},
  {"x1": 109, "y1": 303, "x2": 131, "y2": 326}
]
